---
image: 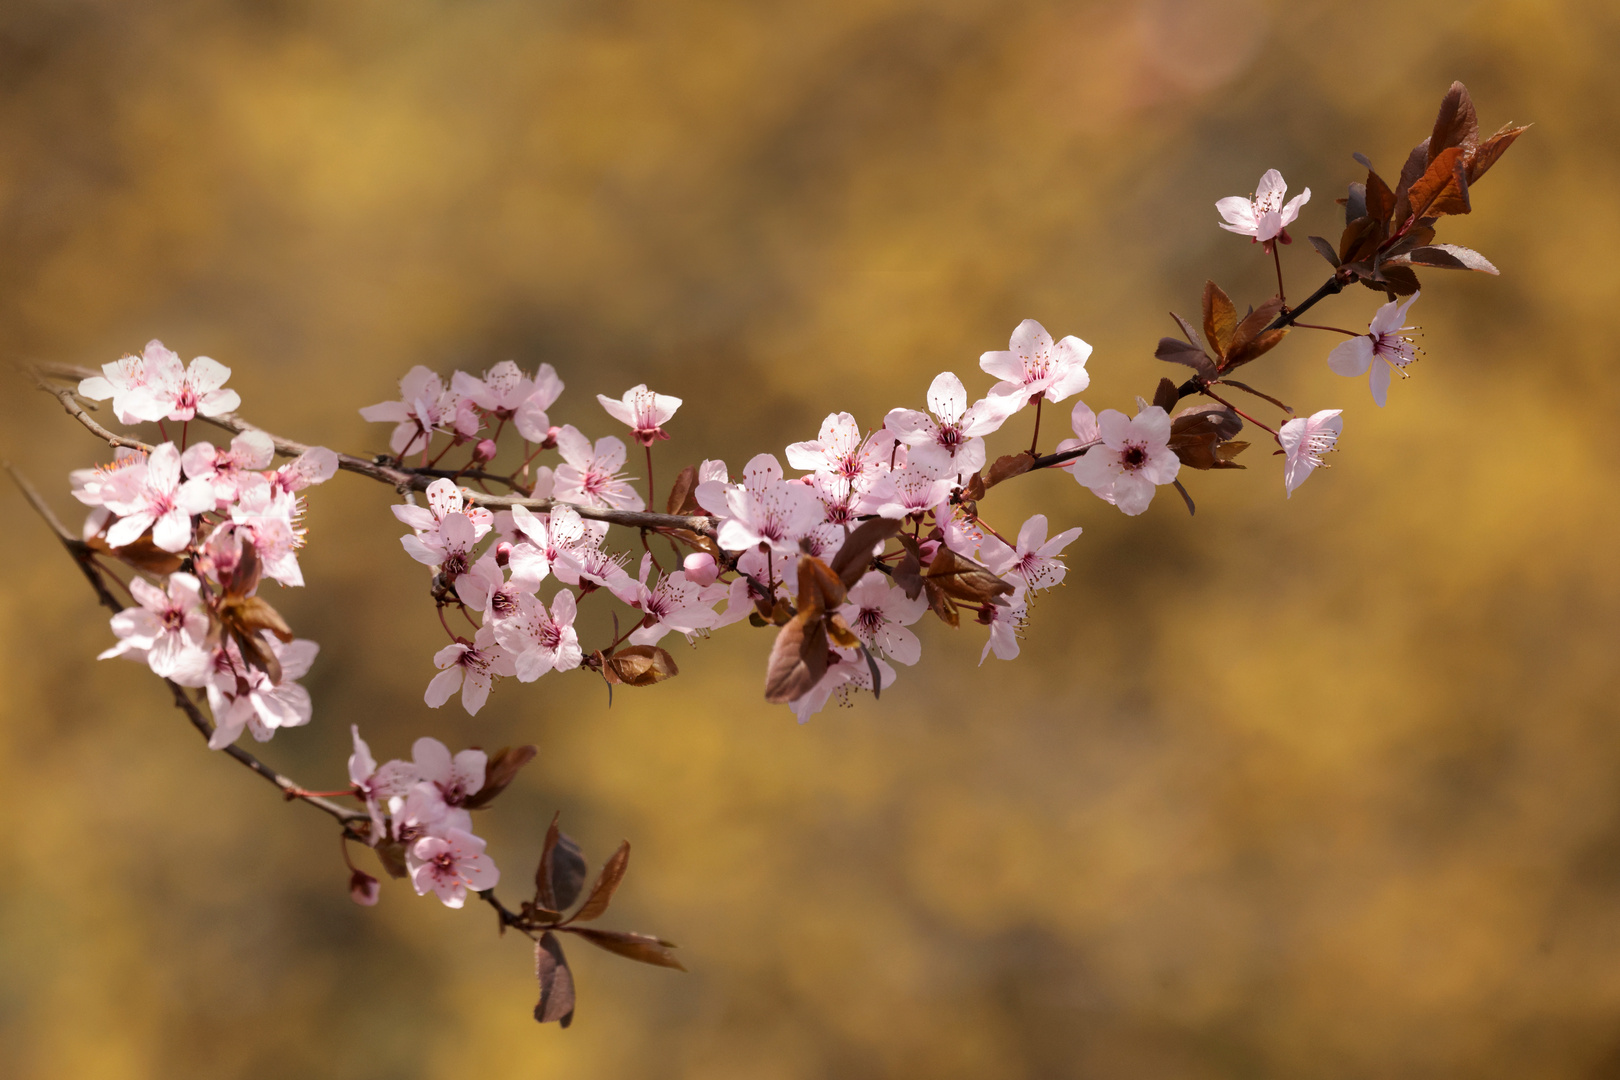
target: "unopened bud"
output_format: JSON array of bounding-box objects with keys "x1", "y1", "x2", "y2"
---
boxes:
[
  {"x1": 541, "y1": 427, "x2": 561, "y2": 450},
  {"x1": 349, "y1": 869, "x2": 380, "y2": 906},
  {"x1": 473, "y1": 438, "x2": 499, "y2": 463},
  {"x1": 683, "y1": 552, "x2": 718, "y2": 587},
  {"x1": 495, "y1": 541, "x2": 513, "y2": 567}
]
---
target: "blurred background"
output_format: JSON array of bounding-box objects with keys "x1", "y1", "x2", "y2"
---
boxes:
[{"x1": 1, "y1": 0, "x2": 1615, "y2": 1076}]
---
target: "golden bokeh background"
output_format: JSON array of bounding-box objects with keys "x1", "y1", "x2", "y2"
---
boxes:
[{"x1": 1, "y1": 1, "x2": 1615, "y2": 1076}]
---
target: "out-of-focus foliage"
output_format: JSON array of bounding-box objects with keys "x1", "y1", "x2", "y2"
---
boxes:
[{"x1": 1, "y1": 1, "x2": 1616, "y2": 1076}]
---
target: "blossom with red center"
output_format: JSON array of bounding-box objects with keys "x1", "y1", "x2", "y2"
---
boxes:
[
  {"x1": 205, "y1": 635, "x2": 320, "y2": 749},
  {"x1": 101, "y1": 442, "x2": 216, "y2": 552},
  {"x1": 410, "y1": 736, "x2": 487, "y2": 808},
  {"x1": 854, "y1": 457, "x2": 954, "y2": 521},
  {"x1": 624, "y1": 553, "x2": 718, "y2": 646},
  {"x1": 978, "y1": 593, "x2": 1028, "y2": 665},
  {"x1": 360, "y1": 366, "x2": 479, "y2": 458},
  {"x1": 981, "y1": 514, "x2": 1083, "y2": 595},
  {"x1": 885, "y1": 371, "x2": 1012, "y2": 476},
  {"x1": 1066, "y1": 406, "x2": 1180, "y2": 516},
  {"x1": 1279, "y1": 409, "x2": 1344, "y2": 497},
  {"x1": 181, "y1": 431, "x2": 276, "y2": 509},
  {"x1": 269, "y1": 446, "x2": 339, "y2": 495},
  {"x1": 121, "y1": 343, "x2": 242, "y2": 422},
  {"x1": 789, "y1": 646, "x2": 896, "y2": 724},
  {"x1": 1216, "y1": 168, "x2": 1311, "y2": 246},
  {"x1": 407, "y1": 827, "x2": 499, "y2": 909},
  {"x1": 699, "y1": 453, "x2": 823, "y2": 554},
  {"x1": 453, "y1": 360, "x2": 565, "y2": 442},
  {"x1": 1327, "y1": 293, "x2": 1421, "y2": 407},
  {"x1": 348, "y1": 726, "x2": 422, "y2": 843},
  {"x1": 455, "y1": 550, "x2": 537, "y2": 624},
  {"x1": 837, "y1": 571, "x2": 928, "y2": 666},
  {"x1": 425, "y1": 625, "x2": 516, "y2": 715},
  {"x1": 97, "y1": 571, "x2": 213, "y2": 685},
  {"x1": 230, "y1": 485, "x2": 309, "y2": 587},
  {"x1": 980, "y1": 320, "x2": 1093, "y2": 410},
  {"x1": 597, "y1": 383, "x2": 682, "y2": 446},
  {"x1": 552, "y1": 425, "x2": 645, "y2": 512},
  {"x1": 493, "y1": 591, "x2": 583, "y2": 683}
]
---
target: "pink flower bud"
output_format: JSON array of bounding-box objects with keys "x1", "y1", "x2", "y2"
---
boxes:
[
  {"x1": 349, "y1": 869, "x2": 380, "y2": 906},
  {"x1": 495, "y1": 541, "x2": 513, "y2": 567},
  {"x1": 683, "y1": 552, "x2": 719, "y2": 587},
  {"x1": 541, "y1": 427, "x2": 560, "y2": 450},
  {"x1": 473, "y1": 438, "x2": 499, "y2": 463}
]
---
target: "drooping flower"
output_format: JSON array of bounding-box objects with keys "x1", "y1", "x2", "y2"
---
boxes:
[
  {"x1": 980, "y1": 514, "x2": 1083, "y2": 595},
  {"x1": 407, "y1": 827, "x2": 499, "y2": 909},
  {"x1": 789, "y1": 647, "x2": 896, "y2": 724},
  {"x1": 884, "y1": 372, "x2": 1012, "y2": 476},
  {"x1": 493, "y1": 591, "x2": 582, "y2": 682},
  {"x1": 97, "y1": 571, "x2": 213, "y2": 685},
  {"x1": 205, "y1": 635, "x2": 320, "y2": 749},
  {"x1": 1327, "y1": 293, "x2": 1421, "y2": 407},
  {"x1": 1066, "y1": 406, "x2": 1180, "y2": 516},
  {"x1": 1278, "y1": 409, "x2": 1344, "y2": 497},
  {"x1": 552, "y1": 426, "x2": 645, "y2": 512},
  {"x1": 269, "y1": 446, "x2": 339, "y2": 494},
  {"x1": 452, "y1": 361, "x2": 565, "y2": 442},
  {"x1": 837, "y1": 571, "x2": 928, "y2": 665},
  {"x1": 425, "y1": 625, "x2": 516, "y2": 715},
  {"x1": 979, "y1": 320, "x2": 1092, "y2": 410},
  {"x1": 1216, "y1": 169, "x2": 1311, "y2": 245},
  {"x1": 181, "y1": 431, "x2": 276, "y2": 508},
  {"x1": 978, "y1": 593, "x2": 1028, "y2": 665},
  {"x1": 101, "y1": 442, "x2": 216, "y2": 552},
  {"x1": 360, "y1": 366, "x2": 478, "y2": 458},
  {"x1": 597, "y1": 384, "x2": 682, "y2": 446}
]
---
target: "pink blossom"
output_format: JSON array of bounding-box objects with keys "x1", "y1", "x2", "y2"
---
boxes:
[
  {"x1": 102, "y1": 442, "x2": 215, "y2": 552},
  {"x1": 701, "y1": 453, "x2": 823, "y2": 554},
  {"x1": 269, "y1": 446, "x2": 339, "y2": 494},
  {"x1": 410, "y1": 736, "x2": 487, "y2": 808},
  {"x1": 785, "y1": 412, "x2": 863, "y2": 479},
  {"x1": 1066, "y1": 406, "x2": 1180, "y2": 516},
  {"x1": 1053, "y1": 399, "x2": 1102, "y2": 454},
  {"x1": 97, "y1": 571, "x2": 213, "y2": 685},
  {"x1": 425, "y1": 626, "x2": 516, "y2": 715},
  {"x1": 981, "y1": 514, "x2": 1083, "y2": 595},
  {"x1": 205, "y1": 635, "x2": 319, "y2": 749},
  {"x1": 400, "y1": 509, "x2": 480, "y2": 581},
  {"x1": 838, "y1": 572, "x2": 928, "y2": 665},
  {"x1": 597, "y1": 384, "x2": 682, "y2": 446},
  {"x1": 1279, "y1": 409, "x2": 1344, "y2": 497},
  {"x1": 393, "y1": 479, "x2": 495, "y2": 539},
  {"x1": 71, "y1": 449, "x2": 147, "y2": 538},
  {"x1": 625, "y1": 554, "x2": 717, "y2": 646},
  {"x1": 452, "y1": 361, "x2": 565, "y2": 442},
  {"x1": 229, "y1": 485, "x2": 308, "y2": 587},
  {"x1": 1216, "y1": 169, "x2": 1311, "y2": 245},
  {"x1": 455, "y1": 550, "x2": 536, "y2": 623},
  {"x1": 119, "y1": 343, "x2": 242, "y2": 422},
  {"x1": 349, "y1": 870, "x2": 381, "y2": 906},
  {"x1": 407, "y1": 827, "x2": 499, "y2": 908},
  {"x1": 980, "y1": 320, "x2": 1093, "y2": 409},
  {"x1": 1327, "y1": 293, "x2": 1420, "y2": 407},
  {"x1": 493, "y1": 591, "x2": 583, "y2": 682},
  {"x1": 506, "y1": 503, "x2": 595, "y2": 587},
  {"x1": 77, "y1": 349, "x2": 158, "y2": 425},
  {"x1": 978, "y1": 594, "x2": 1028, "y2": 665},
  {"x1": 181, "y1": 431, "x2": 276, "y2": 508},
  {"x1": 391, "y1": 782, "x2": 473, "y2": 845},
  {"x1": 885, "y1": 372, "x2": 1012, "y2": 476},
  {"x1": 789, "y1": 647, "x2": 896, "y2": 724},
  {"x1": 854, "y1": 460, "x2": 954, "y2": 520},
  {"x1": 552, "y1": 426, "x2": 645, "y2": 512},
  {"x1": 360, "y1": 366, "x2": 478, "y2": 457},
  {"x1": 348, "y1": 726, "x2": 421, "y2": 842}
]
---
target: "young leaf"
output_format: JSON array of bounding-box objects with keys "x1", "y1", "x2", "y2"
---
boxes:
[
  {"x1": 1392, "y1": 138, "x2": 1432, "y2": 223},
  {"x1": 567, "y1": 841, "x2": 630, "y2": 924},
  {"x1": 1202, "y1": 281, "x2": 1237, "y2": 357},
  {"x1": 1405, "y1": 146, "x2": 1470, "y2": 220},
  {"x1": 985, "y1": 452, "x2": 1034, "y2": 489},
  {"x1": 666, "y1": 465, "x2": 700, "y2": 516},
  {"x1": 1151, "y1": 377, "x2": 1180, "y2": 413},
  {"x1": 1467, "y1": 121, "x2": 1530, "y2": 183},
  {"x1": 1429, "y1": 81, "x2": 1479, "y2": 162},
  {"x1": 604, "y1": 645, "x2": 679, "y2": 687},
  {"x1": 565, "y1": 928, "x2": 686, "y2": 971},
  {"x1": 924, "y1": 547, "x2": 1015, "y2": 606},
  {"x1": 1307, "y1": 235, "x2": 1340, "y2": 268},
  {"x1": 763, "y1": 614, "x2": 828, "y2": 704},
  {"x1": 534, "y1": 932, "x2": 577, "y2": 1027},
  {"x1": 1364, "y1": 169, "x2": 1397, "y2": 225},
  {"x1": 1156, "y1": 337, "x2": 1216, "y2": 380},
  {"x1": 537, "y1": 817, "x2": 589, "y2": 913},
  {"x1": 1386, "y1": 243, "x2": 1499, "y2": 274},
  {"x1": 829, "y1": 518, "x2": 902, "y2": 588},
  {"x1": 892, "y1": 537, "x2": 924, "y2": 601}
]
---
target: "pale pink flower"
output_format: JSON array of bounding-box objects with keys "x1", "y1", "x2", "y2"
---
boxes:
[
  {"x1": 625, "y1": 554, "x2": 717, "y2": 646},
  {"x1": 1066, "y1": 406, "x2": 1180, "y2": 516},
  {"x1": 205, "y1": 636, "x2": 319, "y2": 749},
  {"x1": 1279, "y1": 409, "x2": 1344, "y2": 497},
  {"x1": 360, "y1": 366, "x2": 478, "y2": 458},
  {"x1": 505, "y1": 503, "x2": 596, "y2": 587},
  {"x1": 789, "y1": 647, "x2": 896, "y2": 724},
  {"x1": 71, "y1": 449, "x2": 147, "y2": 538},
  {"x1": 980, "y1": 320, "x2": 1092, "y2": 409},
  {"x1": 838, "y1": 572, "x2": 928, "y2": 665},
  {"x1": 786, "y1": 412, "x2": 863, "y2": 477},
  {"x1": 390, "y1": 782, "x2": 472, "y2": 845},
  {"x1": 552, "y1": 426, "x2": 644, "y2": 512},
  {"x1": 393, "y1": 479, "x2": 495, "y2": 539},
  {"x1": 269, "y1": 446, "x2": 339, "y2": 494},
  {"x1": 493, "y1": 591, "x2": 582, "y2": 682},
  {"x1": 121, "y1": 343, "x2": 241, "y2": 422},
  {"x1": 102, "y1": 442, "x2": 215, "y2": 552},
  {"x1": 885, "y1": 372, "x2": 1012, "y2": 475},
  {"x1": 854, "y1": 461, "x2": 954, "y2": 521},
  {"x1": 229, "y1": 486, "x2": 308, "y2": 587},
  {"x1": 182, "y1": 431, "x2": 276, "y2": 508},
  {"x1": 349, "y1": 726, "x2": 421, "y2": 843},
  {"x1": 1327, "y1": 293, "x2": 1420, "y2": 407},
  {"x1": 453, "y1": 361, "x2": 565, "y2": 442},
  {"x1": 407, "y1": 827, "x2": 499, "y2": 908},
  {"x1": 1216, "y1": 168, "x2": 1311, "y2": 245},
  {"x1": 980, "y1": 514, "x2": 1083, "y2": 595},
  {"x1": 704, "y1": 576, "x2": 758, "y2": 630},
  {"x1": 455, "y1": 550, "x2": 536, "y2": 623},
  {"x1": 400, "y1": 510, "x2": 480, "y2": 581},
  {"x1": 425, "y1": 625, "x2": 516, "y2": 715},
  {"x1": 597, "y1": 384, "x2": 682, "y2": 446},
  {"x1": 978, "y1": 594, "x2": 1028, "y2": 665},
  {"x1": 701, "y1": 453, "x2": 823, "y2": 553},
  {"x1": 1052, "y1": 399, "x2": 1102, "y2": 456},
  {"x1": 97, "y1": 571, "x2": 213, "y2": 685},
  {"x1": 77, "y1": 350, "x2": 157, "y2": 425},
  {"x1": 411, "y1": 736, "x2": 487, "y2": 808}
]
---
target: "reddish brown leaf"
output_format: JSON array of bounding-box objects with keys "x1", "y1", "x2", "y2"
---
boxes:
[
  {"x1": 1467, "y1": 122, "x2": 1530, "y2": 184},
  {"x1": 924, "y1": 547, "x2": 1015, "y2": 606},
  {"x1": 1428, "y1": 81, "x2": 1479, "y2": 162},
  {"x1": 795, "y1": 554, "x2": 847, "y2": 614},
  {"x1": 567, "y1": 841, "x2": 630, "y2": 924},
  {"x1": 1374, "y1": 264, "x2": 1421, "y2": 296},
  {"x1": 1364, "y1": 169, "x2": 1396, "y2": 225},
  {"x1": 1172, "y1": 402, "x2": 1243, "y2": 442},
  {"x1": 604, "y1": 645, "x2": 679, "y2": 687},
  {"x1": 1151, "y1": 377, "x2": 1180, "y2": 413},
  {"x1": 665, "y1": 465, "x2": 700, "y2": 516},
  {"x1": 764, "y1": 614, "x2": 828, "y2": 704},
  {"x1": 1405, "y1": 146, "x2": 1470, "y2": 221},
  {"x1": 1223, "y1": 328, "x2": 1288, "y2": 371},
  {"x1": 537, "y1": 816, "x2": 588, "y2": 913},
  {"x1": 463, "y1": 745, "x2": 538, "y2": 810},
  {"x1": 1202, "y1": 281, "x2": 1237, "y2": 357},
  {"x1": 1168, "y1": 430, "x2": 1220, "y2": 470},
  {"x1": 534, "y1": 932, "x2": 576, "y2": 1027},
  {"x1": 564, "y1": 927, "x2": 686, "y2": 971},
  {"x1": 922, "y1": 580, "x2": 960, "y2": 627},
  {"x1": 1338, "y1": 216, "x2": 1382, "y2": 265},
  {"x1": 892, "y1": 537, "x2": 924, "y2": 601},
  {"x1": 1156, "y1": 337, "x2": 1216, "y2": 380},
  {"x1": 87, "y1": 534, "x2": 185, "y2": 575},
  {"x1": 1306, "y1": 235, "x2": 1340, "y2": 268},
  {"x1": 374, "y1": 840, "x2": 410, "y2": 880},
  {"x1": 985, "y1": 452, "x2": 1034, "y2": 489},
  {"x1": 829, "y1": 519, "x2": 901, "y2": 588},
  {"x1": 1386, "y1": 243, "x2": 1498, "y2": 274}
]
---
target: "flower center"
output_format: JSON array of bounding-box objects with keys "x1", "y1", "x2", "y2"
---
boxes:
[{"x1": 1122, "y1": 445, "x2": 1148, "y2": 470}]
